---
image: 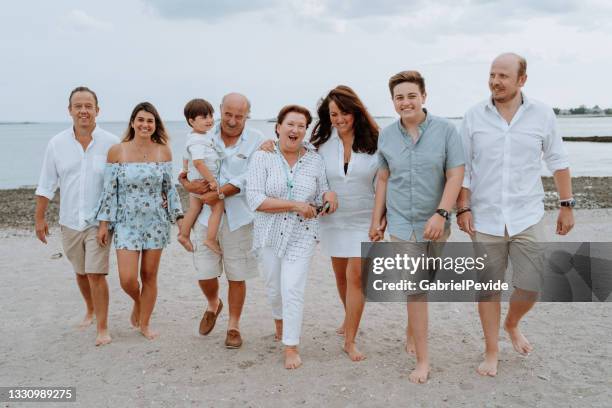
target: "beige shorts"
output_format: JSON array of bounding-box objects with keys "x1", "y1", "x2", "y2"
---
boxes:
[
  {"x1": 390, "y1": 229, "x2": 450, "y2": 296},
  {"x1": 472, "y1": 219, "x2": 546, "y2": 294},
  {"x1": 192, "y1": 216, "x2": 258, "y2": 281},
  {"x1": 61, "y1": 226, "x2": 112, "y2": 275}
]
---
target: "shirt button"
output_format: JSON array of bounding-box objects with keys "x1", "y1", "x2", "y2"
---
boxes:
[
  {"x1": 280, "y1": 232, "x2": 283, "y2": 235},
  {"x1": 306, "y1": 227, "x2": 309, "y2": 230}
]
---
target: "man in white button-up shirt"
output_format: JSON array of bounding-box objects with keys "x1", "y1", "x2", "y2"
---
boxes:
[
  {"x1": 179, "y1": 93, "x2": 265, "y2": 349},
  {"x1": 35, "y1": 87, "x2": 119, "y2": 346},
  {"x1": 456, "y1": 53, "x2": 575, "y2": 377}
]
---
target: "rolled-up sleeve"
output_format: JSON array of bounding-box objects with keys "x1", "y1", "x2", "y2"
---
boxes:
[
  {"x1": 445, "y1": 123, "x2": 465, "y2": 170},
  {"x1": 460, "y1": 115, "x2": 473, "y2": 189},
  {"x1": 246, "y1": 151, "x2": 268, "y2": 212},
  {"x1": 542, "y1": 109, "x2": 570, "y2": 173},
  {"x1": 94, "y1": 164, "x2": 120, "y2": 223},
  {"x1": 189, "y1": 143, "x2": 208, "y2": 161},
  {"x1": 35, "y1": 142, "x2": 58, "y2": 200}
]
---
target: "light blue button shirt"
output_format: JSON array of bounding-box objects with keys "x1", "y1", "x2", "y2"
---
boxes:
[
  {"x1": 197, "y1": 123, "x2": 265, "y2": 232},
  {"x1": 378, "y1": 112, "x2": 465, "y2": 241}
]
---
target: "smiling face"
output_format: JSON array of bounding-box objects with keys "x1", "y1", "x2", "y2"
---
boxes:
[
  {"x1": 489, "y1": 55, "x2": 527, "y2": 104},
  {"x1": 276, "y1": 111, "x2": 308, "y2": 153},
  {"x1": 329, "y1": 100, "x2": 355, "y2": 136},
  {"x1": 220, "y1": 94, "x2": 249, "y2": 138},
  {"x1": 68, "y1": 91, "x2": 99, "y2": 129},
  {"x1": 131, "y1": 110, "x2": 156, "y2": 140},
  {"x1": 189, "y1": 114, "x2": 214, "y2": 134},
  {"x1": 392, "y1": 82, "x2": 426, "y2": 124}
]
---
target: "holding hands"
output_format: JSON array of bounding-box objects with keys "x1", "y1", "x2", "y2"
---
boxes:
[{"x1": 368, "y1": 216, "x2": 387, "y2": 242}]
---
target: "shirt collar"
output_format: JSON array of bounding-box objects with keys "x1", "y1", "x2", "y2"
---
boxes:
[
  {"x1": 486, "y1": 92, "x2": 530, "y2": 112},
  {"x1": 71, "y1": 125, "x2": 98, "y2": 144},
  {"x1": 397, "y1": 108, "x2": 430, "y2": 137},
  {"x1": 213, "y1": 123, "x2": 246, "y2": 148}
]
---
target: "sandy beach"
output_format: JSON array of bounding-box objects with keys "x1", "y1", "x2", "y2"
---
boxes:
[{"x1": 1, "y1": 207, "x2": 611, "y2": 407}]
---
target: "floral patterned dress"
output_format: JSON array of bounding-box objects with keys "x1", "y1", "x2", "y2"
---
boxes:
[{"x1": 94, "y1": 161, "x2": 183, "y2": 250}]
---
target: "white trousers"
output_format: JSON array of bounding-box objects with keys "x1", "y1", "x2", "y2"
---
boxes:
[{"x1": 259, "y1": 247, "x2": 312, "y2": 346}]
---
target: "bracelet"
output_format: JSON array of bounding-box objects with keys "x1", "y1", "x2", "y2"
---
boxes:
[{"x1": 456, "y1": 207, "x2": 471, "y2": 216}]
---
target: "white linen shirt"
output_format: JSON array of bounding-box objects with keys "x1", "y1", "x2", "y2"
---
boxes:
[
  {"x1": 35, "y1": 126, "x2": 119, "y2": 231},
  {"x1": 246, "y1": 149, "x2": 330, "y2": 262},
  {"x1": 196, "y1": 124, "x2": 265, "y2": 232},
  {"x1": 461, "y1": 94, "x2": 569, "y2": 237},
  {"x1": 317, "y1": 129, "x2": 378, "y2": 233}
]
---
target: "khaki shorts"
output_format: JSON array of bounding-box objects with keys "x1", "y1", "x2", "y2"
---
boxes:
[
  {"x1": 390, "y1": 229, "x2": 450, "y2": 296},
  {"x1": 61, "y1": 226, "x2": 111, "y2": 275},
  {"x1": 472, "y1": 219, "x2": 546, "y2": 294},
  {"x1": 192, "y1": 216, "x2": 258, "y2": 281}
]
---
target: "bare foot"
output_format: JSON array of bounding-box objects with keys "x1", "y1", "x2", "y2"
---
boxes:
[
  {"x1": 284, "y1": 346, "x2": 302, "y2": 369},
  {"x1": 177, "y1": 234, "x2": 194, "y2": 252},
  {"x1": 504, "y1": 320, "x2": 533, "y2": 355},
  {"x1": 336, "y1": 321, "x2": 345, "y2": 336},
  {"x1": 477, "y1": 352, "x2": 498, "y2": 377},
  {"x1": 140, "y1": 325, "x2": 159, "y2": 340},
  {"x1": 405, "y1": 334, "x2": 416, "y2": 355},
  {"x1": 203, "y1": 239, "x2": 222, "y2": 255},
  {"x1": 78, "y1": 312, "x2": 94, "y2": 330},
  {"x1": 274, "y1": 319, "x2": 283, "y2": 342},
  {"x1": 343, "y1": 342, "x2": 366, "y2": 362},
  {"x1": 130, "y1": 303, "x2": 140, "y2": 329},
  {"x1": 95, "y1": 330, "x2": 112, "y2": 346},
  {"x1": 408, "y1": 362, "x2": 430, "y2": 384}
]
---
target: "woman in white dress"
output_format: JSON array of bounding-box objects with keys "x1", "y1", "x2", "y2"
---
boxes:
[{"x1": 310, "y1": 85, "x2": 380, "y2": 361}]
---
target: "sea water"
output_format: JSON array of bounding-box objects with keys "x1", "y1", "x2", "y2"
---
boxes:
[{"x1": 1, "y1": 117, "x2": 611, "y2": 188}]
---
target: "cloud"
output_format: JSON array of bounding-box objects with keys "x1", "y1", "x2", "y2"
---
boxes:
[
  {"x1": 143, "y1": 0, "x2": 277, "y2": 21},
  {"x1": 142, "y1": 0, "x2": 611, "y2": 36},
  {"x1": 64, "y1": 9, "x2": 113, "y2": 32}
]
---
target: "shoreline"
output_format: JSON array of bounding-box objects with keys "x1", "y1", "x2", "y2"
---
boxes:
[{"x1": 3, "y1": 176, "x2": 610, "y2": 230}]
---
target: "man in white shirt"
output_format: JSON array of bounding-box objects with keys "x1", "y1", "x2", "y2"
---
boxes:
[
  {"x1": 35, "y1": 87, "x2": 119, "y2": 346},
  {"x1": 179, "y1": 93, "x2": 265, "y2": 349},
  {"x1": 456, "y1": 53, "x2": 575, "y2": 376}
]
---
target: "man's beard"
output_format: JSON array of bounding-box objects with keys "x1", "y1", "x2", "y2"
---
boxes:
[{"x1": 492, "y1": 87, "x2": 519, "y2": 103}]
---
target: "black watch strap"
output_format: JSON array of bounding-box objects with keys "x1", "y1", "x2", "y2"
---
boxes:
[{"x1": 436, "y1": 209, "x2": 450, "y2": 220}]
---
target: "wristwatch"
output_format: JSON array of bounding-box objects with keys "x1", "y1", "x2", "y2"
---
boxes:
[
  {"x1": 218, "y1": 191, "x2": 225, "y2": 200},
  {"x1": 560, "y1": 198, "x2": 576, "y2": 208},
  {"x1": 435, "y1": 209, "x2": 450, "y2": 220}
]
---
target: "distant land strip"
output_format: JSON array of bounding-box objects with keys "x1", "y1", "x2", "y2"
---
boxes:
[{"x1": 563, "y1": 136, "x2": 612, "y2": 142}]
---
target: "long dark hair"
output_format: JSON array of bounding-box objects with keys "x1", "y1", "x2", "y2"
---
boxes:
[
  {"x1": 310, "y1": 85, "x2": 378, "y2": 154},
  {"x1": 122, "y1": 102, "x2": 169, "y2": 145}
]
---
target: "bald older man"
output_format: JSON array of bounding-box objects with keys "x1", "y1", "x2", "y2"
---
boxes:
[
  {"x1": 180, "y1": 93, "x2": 265, "y2": 348},
  {"x1": 456, "y1": 53, "x2": 575, "y2": 376}
]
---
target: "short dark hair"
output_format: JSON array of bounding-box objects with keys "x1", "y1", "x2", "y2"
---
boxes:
[
  {"x1": 69, "y1": 86, "x2": 98, "y2": 107},
  {"x1": 388, "y1": 71, "x2": 426, "y2": 96},
  {"x1": 184, "y1": 98, "x2": 214, "y2": 126},
  {"x1": 275, "y1": 105, "x2": 312, "y2": 137}
]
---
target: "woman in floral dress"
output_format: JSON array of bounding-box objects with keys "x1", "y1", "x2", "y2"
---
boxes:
[{"x1": 95, "y1": 102, "x2": 183, "y2": 340}]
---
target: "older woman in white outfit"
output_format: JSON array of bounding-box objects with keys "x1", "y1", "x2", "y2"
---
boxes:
[
  {"x1": 247, "y1": 105, "x2": 337, "y2": 370},
  {"x1": 311, "y1": 85, "x2": 380, "y2": 361}
]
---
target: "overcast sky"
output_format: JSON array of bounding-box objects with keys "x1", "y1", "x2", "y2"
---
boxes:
[{"x1": 1, "y1": 0, "x2": 611, "y2": 122}]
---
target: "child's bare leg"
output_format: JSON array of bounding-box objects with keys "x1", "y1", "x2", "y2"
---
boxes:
[
  {"x1": 203, "y1": 201, "x2": 224, "y2": 255},
  {"x1": 177, "y1": 196, "x2": 203, "y2": 252}
]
